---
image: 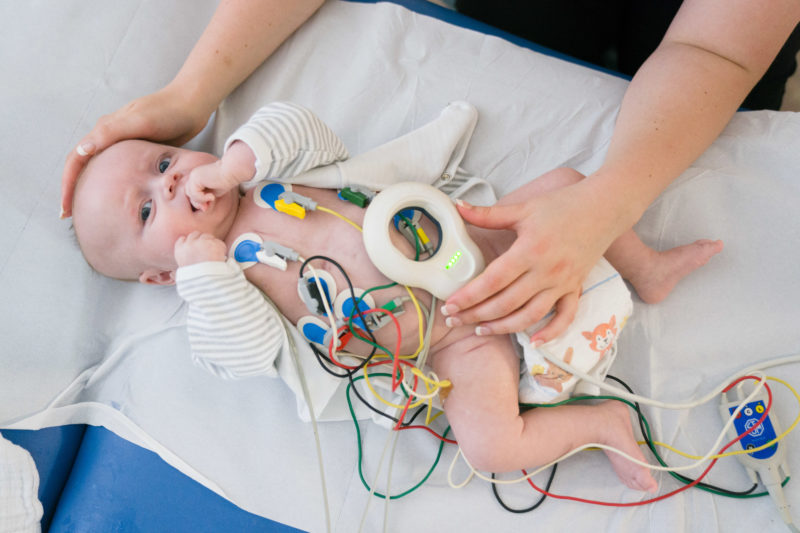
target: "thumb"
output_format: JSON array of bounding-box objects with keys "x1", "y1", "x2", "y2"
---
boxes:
[{"x1": 455, "y1": 199, "x2": 527, "y2": 230}]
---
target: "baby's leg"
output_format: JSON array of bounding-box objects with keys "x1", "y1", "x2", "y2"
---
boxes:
[
  {"x1": 432, "y1": 332, "x2": 657, "y2": 492},
  {"x1": 498, "y1": 167, "x2": 722, "y2": 303}
]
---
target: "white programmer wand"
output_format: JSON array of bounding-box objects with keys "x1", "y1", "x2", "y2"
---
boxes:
[{"x1": 362, "y1": 182, "x2": 484, "y2": 300}]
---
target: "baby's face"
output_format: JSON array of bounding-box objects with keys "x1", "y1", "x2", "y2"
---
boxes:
[{"x1": 73, "y1": 140, "x2": 239, "y2": 283}]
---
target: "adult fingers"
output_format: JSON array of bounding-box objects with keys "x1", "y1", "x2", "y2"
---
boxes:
[
  {"x1": 455, "y1": 200, "x2": 528, "y2": 231},
  {"x1": 446, "y1": 268, "x2": 541, "y2": 327},
  {"x1": 442, "y1": 244, "x2": 529, "y2": 318},
  {"x1": 60, "y1": 114, "x2": 139, "y2": 217},
  {"x1": 60, "y1": 146, "x2": 95, "y2": 217},
  {"x1": 473, "y1": 288, "x2": 561, "y2": 336},
  {"x1": 528, "y1": 291, "x2": 579, "y2": 345}
]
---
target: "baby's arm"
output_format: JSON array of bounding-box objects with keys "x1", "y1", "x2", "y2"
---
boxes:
[{"x1": 174, "y1": 232, "x2": 285, "y2": 379}]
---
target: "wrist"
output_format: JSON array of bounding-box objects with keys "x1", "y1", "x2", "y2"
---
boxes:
[
  {"x1": 163, "y1": 76, "x2": 218, "y2": 130},
  {"x1": 579, "y1": 170, "x2": 644, "y2": 240},
  {"x1": 222, "y1": 141, "x2": 257, "y2": 185}
]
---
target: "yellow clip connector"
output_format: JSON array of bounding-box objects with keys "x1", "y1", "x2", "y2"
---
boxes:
[
  {"x1": 274, "y1": 199, "x2": 306, "y2": 219},
  {"x1": 415, "y1": 227, "x2": 430, "y2": 246}
]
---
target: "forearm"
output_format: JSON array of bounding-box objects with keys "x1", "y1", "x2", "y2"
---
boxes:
[
  {"x1": 168, "y1": 0, "x2": 325, "y2": 119},
  {"x1": 177, "y1": 260, "x2": 285, "y2": 379},
  {"x1": 584, "y1": 0, "x2": 800, "y2": 237},
  {"x1": 585, "y1": 44, "x2": 756, "y2": 233}
]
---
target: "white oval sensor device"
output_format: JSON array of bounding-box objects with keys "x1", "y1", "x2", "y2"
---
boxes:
[{"x1": 362, "y1": 182, "x2": 484, "y2": 300}]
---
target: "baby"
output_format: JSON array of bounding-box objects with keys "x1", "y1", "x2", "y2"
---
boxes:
[{"x1": 71, "y1": 101, "x2": 723, "y2": 493}]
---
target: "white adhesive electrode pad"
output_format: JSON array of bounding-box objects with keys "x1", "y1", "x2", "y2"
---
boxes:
[{"x1": 362, "y1": 182, "x2": 485, "y2": 299}]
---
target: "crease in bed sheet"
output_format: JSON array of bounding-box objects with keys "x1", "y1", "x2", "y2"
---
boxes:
[{"x1": 3, "y1": 402, "x2": 228, "y2": 500}]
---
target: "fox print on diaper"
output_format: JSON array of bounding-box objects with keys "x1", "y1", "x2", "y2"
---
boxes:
[
  {"x1": 582, "y1": 315, "x2": 617, "y2": 360},
  {"x1": 517, "y1": 258, "x2": 633, "y2": 404}
]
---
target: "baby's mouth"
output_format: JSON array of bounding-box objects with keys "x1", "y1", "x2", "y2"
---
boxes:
[{"x1": 185, "y1": 190, "x2": 199, "y2": 213}]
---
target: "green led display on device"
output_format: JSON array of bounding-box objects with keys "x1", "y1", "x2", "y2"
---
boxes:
[{"x1": 445, "y1": 250, "x2": 463, "y2": 270}]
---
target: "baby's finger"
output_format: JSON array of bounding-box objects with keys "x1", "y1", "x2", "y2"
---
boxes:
[
  {"x1": 173, "y1": 235, "x2": 187, "y2": 251},
  {"x1": 529, "y1": 291, "x2": 579, "y2": 345},
  {"x1": 473, "y1": 288, "x2": 560, "y2": 336},
  {"x1": 186, "y1": 186, "x2": 213, "y2": 211}
]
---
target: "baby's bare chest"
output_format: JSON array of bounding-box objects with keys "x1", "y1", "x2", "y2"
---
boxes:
[{"x1": 224, "y1": 185, "x2": 445, "y2": 356}]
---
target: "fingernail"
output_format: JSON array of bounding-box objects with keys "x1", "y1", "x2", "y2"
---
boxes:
[
  {"x1": 440, "y1": 304, "x2": 460, "y2": 316},
  {"x1": 59, "y1": 206, "x2": 66, "y2": 219},
  {"x1": 455, "y1": 199, "x2": 471, "y2": 208},
  {"x1": 445, "y1": 317, "x2": 462, "y2": 328},
  {"x1": 530, "y1": 337, "x2": 543, "y2": 348},
  {"x1": 475, "y1": 326, "x2": 491, "y2": 336},
  {"x1": 76, "y1": 142, "x2": 95, "y2": 157}
]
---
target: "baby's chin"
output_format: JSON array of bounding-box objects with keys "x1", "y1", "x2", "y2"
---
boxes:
[{"x1": 207, "y1": 189, "x2": 241, "y2": 237}]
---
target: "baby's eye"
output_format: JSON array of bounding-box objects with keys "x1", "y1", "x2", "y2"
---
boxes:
[
  {"x1": 158, "y1": 157, "x2": 171, "y2": 173},
  {"x1": 140, "y1": 200, "x2": 152, "y2": 222}
]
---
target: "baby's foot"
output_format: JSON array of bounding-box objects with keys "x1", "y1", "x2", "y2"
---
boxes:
[
  {"x1": 599, "y1": 401, "x2": 658, "y2": 493},
  {"x1": 630, "y1": 239, "x2": 723, "y2": 304}
]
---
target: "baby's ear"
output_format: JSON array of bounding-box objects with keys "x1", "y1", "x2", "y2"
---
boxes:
[{"x1": 139, "y1": 269, "x2": 176, "y2": 286}]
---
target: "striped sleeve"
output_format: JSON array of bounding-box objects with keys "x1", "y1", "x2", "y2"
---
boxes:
[
  {"x1": 175, "y1": 260, "x2": 284, "y2": 379},
  {"x1": 224, "y1": 101, "x2": 349, "y2": 184}
]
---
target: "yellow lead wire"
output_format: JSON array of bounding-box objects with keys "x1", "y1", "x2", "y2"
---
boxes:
[{"x1": 642, "y1": 376, "x2": 800, "y2": 460}]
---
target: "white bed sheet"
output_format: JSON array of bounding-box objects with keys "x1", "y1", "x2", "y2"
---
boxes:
[{"x1": 1, "y1": 1, "x2": 799, "y2": 531}]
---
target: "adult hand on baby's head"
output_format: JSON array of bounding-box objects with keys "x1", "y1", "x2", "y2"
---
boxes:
[
  {"x1": 443, "y1": 183, "x2": 618, "y2": 343},
  {"x1": 61, "y1": 86, "x2": 211, "y2": 218},
  {"x1": 174, "y1": 231, "x2": 228, "y2": 267}
]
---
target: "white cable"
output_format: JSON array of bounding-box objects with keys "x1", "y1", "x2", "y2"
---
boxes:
[
  {"x1": 539, "y1": 348, "x2": 800, "y2": 410},
  {"x1": 304, "y1": 260, "x2": 344, "y2": 360},
  {"x1": 447, "y1": 372, "x2": 772, "y2": 488},
  {"x1": 357, "y1": 420, "x2": 397, "y2": 533},
  {"x1": 276, "y1": 298, "x2": 332, "y2": 533},
  {"x1": 382, "y1": 431, "x2": 401, "y2": 533},
  {"x1": 358, "y1": 294, "x2": 437, "y2": 532}
]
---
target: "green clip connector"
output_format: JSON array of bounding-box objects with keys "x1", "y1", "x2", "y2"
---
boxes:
[{"x1": 339, "y1": 187, "x2": 369, "y2": 208}]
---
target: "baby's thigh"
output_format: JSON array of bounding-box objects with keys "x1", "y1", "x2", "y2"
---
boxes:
[
  {"x1": 431, "y1": 334, "x2": 521, "y2": 433},
  {"x1": 496, "y1": 166, "x2": 583, "y2": 206}
]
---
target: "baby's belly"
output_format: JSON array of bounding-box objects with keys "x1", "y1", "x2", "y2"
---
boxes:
[{"x1": 225, "y1": 184, "x2": 512, "y2": 359}]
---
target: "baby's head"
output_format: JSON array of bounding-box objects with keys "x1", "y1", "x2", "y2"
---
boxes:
[{"x1": 72, "y1": 140, "x2": 239, "y2": 284}]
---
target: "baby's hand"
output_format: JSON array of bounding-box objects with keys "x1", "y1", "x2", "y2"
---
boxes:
[
  {"x1": 186, "y1": 141, "x2": 256, "y2": 211},
  {"x1": 174, "y1": 231, "x2": 228, "y2": 267},
  {"x1": 186, "y1": 162, "x2": 226, "y2": 212}
]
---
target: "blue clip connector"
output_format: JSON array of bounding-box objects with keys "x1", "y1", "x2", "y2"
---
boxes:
[{"x1": 230, "y1": 233, "x2": 298, "y2": 271}]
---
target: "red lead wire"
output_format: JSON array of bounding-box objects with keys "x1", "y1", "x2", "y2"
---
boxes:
[{"x1": 522, "y1": 376, "x2": 772, "y2": 507}]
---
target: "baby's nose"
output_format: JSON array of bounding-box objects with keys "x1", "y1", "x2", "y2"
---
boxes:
[{"x1": 162, "y1": 171, "x2": 183, "y2": 199}]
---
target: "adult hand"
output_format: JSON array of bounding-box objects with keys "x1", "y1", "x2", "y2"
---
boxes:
[
  {"x1": 443, "y1": 181, "x2": 620, "y2": 342},
  {"x1": 61, "y1": 86, "x2": 211, "y2": 218}
]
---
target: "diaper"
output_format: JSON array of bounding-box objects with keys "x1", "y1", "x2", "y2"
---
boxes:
[{"x1": 517, "y1": 258, "x2": 632, "y2": 404}]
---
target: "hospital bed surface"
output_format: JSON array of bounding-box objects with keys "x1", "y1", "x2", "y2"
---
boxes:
[{"x1": 1, "y1": 0, "x2": 799, "y2": 532}]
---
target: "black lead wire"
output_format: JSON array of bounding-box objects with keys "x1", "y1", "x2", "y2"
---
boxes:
[{"x1": 605, "y1": 374, "x2": 759, "y2": 497}]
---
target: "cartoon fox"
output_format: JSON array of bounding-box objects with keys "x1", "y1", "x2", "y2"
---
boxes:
[
  {"x1": 532, "y1": 347, "x2": 574, "y2": 393},
  {"x1": 582, "y1": 315, "x2": 617, "y2": 359}
]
